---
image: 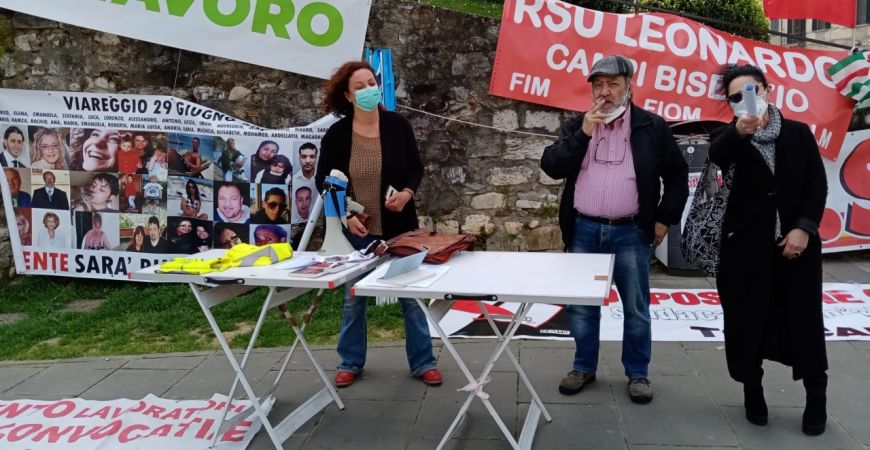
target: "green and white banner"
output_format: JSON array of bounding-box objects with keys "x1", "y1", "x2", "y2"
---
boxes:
[{"x1": 0, "y1": 0, "x2": 371, "y2": 79}]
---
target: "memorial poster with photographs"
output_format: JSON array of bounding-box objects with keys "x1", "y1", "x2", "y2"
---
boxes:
[{"x1": 0, "y1": 88, "x2": 335, "y2": 280}]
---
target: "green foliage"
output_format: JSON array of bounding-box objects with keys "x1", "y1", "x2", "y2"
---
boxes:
[
  {"x1": 564, "y1": 0, "x2": 635, "y2": 14},
  {"x1": 424, "y1": 0, "x2": 770, "y2": 42},
  {"x1": 538, "y1": 202, "x2": 560, "y2": 219},
  {"x1": 421, "y1": 0, "x2": 503, "y2": 18},
  {"x1": 0, "y1": 15, "x2": 13, "y2": 60},
  {"x1": 119, "y1": 215, "x2": 133, "y2": 229},
  {"x1": 562, "y1": 0, "x2": 770, "y2": 41},
  {"x1": 640, "y1": 0, "x2": 769, "y2": 41}
]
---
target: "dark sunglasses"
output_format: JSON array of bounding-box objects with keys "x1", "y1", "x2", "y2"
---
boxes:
[
  {"x1": 726, "y1": 84, "x2": 760, "y2": 104},
  {"x1": 264, "y1": 201, "x2": 283, "y2": 209}
]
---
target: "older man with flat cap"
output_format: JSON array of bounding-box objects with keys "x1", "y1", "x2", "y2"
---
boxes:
[{"x1": 541, "y1": 55, "x2": 688, "y2": 404}]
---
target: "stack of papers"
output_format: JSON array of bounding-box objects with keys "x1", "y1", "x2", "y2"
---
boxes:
[
  {"x1": 363, "y1": 263, "x2": 451, "y2": 288},
  {"x1": 274, "y1": 251, "x2": 378, "y2": 278}
]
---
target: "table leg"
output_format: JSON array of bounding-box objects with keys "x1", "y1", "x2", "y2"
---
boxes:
[
  {"x1": 276, "y1": 290, "x2": 345, "y2": 411},
  {"x1": 189, "y1": 284, "x2": 284, "y2": 450},
  {"x1": 272, "y1": 288, "x2": 323, "y2": 389},
  {"x1": 478, "y1": 302, "x2": 552, "y2": 423},
  {"x1": 417, "y1": 299, "x2": 527, "y2": 450},
  {"x1": 209, "y1": 286, "x2": 279, "y2": 446}
]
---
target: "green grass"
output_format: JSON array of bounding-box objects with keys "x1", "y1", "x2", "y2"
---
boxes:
[
  {"x1": 421, "y1": 0, "x2": 503, "y2": 18},
  {"x1": 0, "y1": 276, "x2": 407, "y2": 360}
]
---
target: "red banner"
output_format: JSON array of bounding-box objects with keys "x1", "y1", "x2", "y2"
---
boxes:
[
  {"x1": 763, "y1": 0, "x2": 856, "y2": 28},
  {"x1": 489, "y1": 0, "x2": 853, "y2": 161}
]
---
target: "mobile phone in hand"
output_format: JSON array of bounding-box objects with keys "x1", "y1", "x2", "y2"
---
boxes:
[{"x1": 385, "y1": 185, "x2": 398, "y2": 201}]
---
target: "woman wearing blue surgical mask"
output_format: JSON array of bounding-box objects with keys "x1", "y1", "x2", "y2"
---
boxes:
[
  {"x1": 316, "y1": 60, "x2": 441, "y2": 389},
  {"x1": 707, "y1": 64, "x2": 828, "y2": 435}
]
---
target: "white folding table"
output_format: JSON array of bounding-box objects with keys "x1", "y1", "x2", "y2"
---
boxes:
[
  {"x1": 133, "y1": 251, "x2": 383, "y2": 450},
  {"x1": 352, "y1": 251, "x2": 614, "y2": 450}
]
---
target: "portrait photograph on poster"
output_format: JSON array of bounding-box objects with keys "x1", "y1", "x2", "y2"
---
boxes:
[
  {"x1": 27, "y1": 126, "x2": 67, "y2": 170},
  {"x1": 167, "y1": 133, "x2": 214, "y2": 180},
  {"x1": 69, "y1": 171, "x2": 120, "y2": 213},
  {"x1": 31, "y1": 207, "x2": 71, "y2": 249},
  {"x1": 74, "y1": 210, "x2": 119, "y2": 251},
  {"x1": 166, "y1": 176, "x2": 213, "y2": 220},
  {"x1": 1, "y1": 124, "x2": 30, "y2": 168},
  {"x1": 29, "y1": 168, "x2": 70, "y2": 210},
  {"x1": 250, "y1": 183, "x2": 290, "y2": 225}
]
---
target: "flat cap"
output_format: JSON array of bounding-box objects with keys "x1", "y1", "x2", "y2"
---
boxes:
[{"x1": 588, "y1": 55, "x2": 634, "y2": 81}]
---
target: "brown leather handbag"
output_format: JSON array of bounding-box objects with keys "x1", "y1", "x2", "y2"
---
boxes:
[{"x1": 385, "y1": 229, "x2": 476, "y2": 264}]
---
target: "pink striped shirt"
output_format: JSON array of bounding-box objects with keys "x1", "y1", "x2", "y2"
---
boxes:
[{"x1": 573, "y1": 107, "x2": 639, "y2": 219}]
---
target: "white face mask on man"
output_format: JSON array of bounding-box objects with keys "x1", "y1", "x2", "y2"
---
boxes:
[{"x1": 600, "y1": 90, "x2": 630, "y2": 124}]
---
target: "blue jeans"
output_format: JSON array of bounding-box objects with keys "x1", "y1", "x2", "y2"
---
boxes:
[
  {"x1": 336, "y1": 233, "x2": 437, "y2": 377},
  {"x1": 567, "y1": 215, "x2": 653, "y2": 379}
]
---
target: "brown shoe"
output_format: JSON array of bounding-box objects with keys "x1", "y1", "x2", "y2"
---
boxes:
[
  {"x1": 559, "y1": 370, "x2": 596, "y2": 395},
  {"x1": 628, "y1": 378, "x2": 653, "y2": 404}
]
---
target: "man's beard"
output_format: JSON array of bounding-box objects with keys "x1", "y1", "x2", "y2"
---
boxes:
[{"x1": 597, "y1": 91, "x2": 630, "y2": 114}]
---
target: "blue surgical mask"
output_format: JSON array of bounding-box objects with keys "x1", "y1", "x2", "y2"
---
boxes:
[{"x1": 354, "y1": 86, "x2": 381, "y2": 112}]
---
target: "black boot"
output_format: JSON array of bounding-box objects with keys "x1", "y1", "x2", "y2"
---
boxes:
[
  {"x1": 802, "y1": 373, "x2": 827, "y2": 436},
  {"x1": 744, "y1": 382, "x2": 768, "y2": 426}
]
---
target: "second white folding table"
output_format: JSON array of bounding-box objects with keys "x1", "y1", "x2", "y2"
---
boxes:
[{"x1": 352, "y1": 250, "x2": 615, "y2": 450}]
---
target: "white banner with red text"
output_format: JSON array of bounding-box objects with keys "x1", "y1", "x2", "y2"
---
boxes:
[
  {"x1": 490, "y1": 0, "x2": 853, "y2": 161},
  {"x1": 0, "y1": 88, "x2": 336, "y2": 280},
  {"x1": 0, "y1": 394, "x2": 267, "y2": 449},
  {"x1": 433, "y1": 284, "x2": 870, "y2": 341}
]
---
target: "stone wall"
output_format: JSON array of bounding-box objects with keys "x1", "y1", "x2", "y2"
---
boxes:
[{"x1": 0, "y1": 0, "x2": 569, "y2": 275}]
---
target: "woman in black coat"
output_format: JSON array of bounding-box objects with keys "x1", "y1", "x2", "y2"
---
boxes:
[
  {"x1": 315, "y1": 60, "x2": 441, "y2": 389},
  {"x1": 709, "y1": 64, "x2": 828, "y2": 435}
]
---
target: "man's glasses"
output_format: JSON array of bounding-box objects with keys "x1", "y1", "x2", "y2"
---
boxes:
[
  {"x1": 726, "y1": 84, "x2": 760, "y2": 104},
  {"x1": 264, "y1": 201, "x2": 282, "y2": 209},
  {"x1": 593, "y1": 135, "x2": 628, "y2": 165}
]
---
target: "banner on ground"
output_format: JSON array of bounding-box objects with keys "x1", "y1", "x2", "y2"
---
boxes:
[
  {"x1": 434, "y1": 284, "x2": 870, "y2": 341},
  {"x1": 490, "y1": 0, "x2": 853, "y2": 161},
  {"x1": 0, "y1": 88, "x2": 335, "y2": 280},
  {"x1": 0, "y1": 394, "x2": 266, "y2": 449},
  {"x1": 0, "y1": 0, "x2": 371, "y2": 80}
]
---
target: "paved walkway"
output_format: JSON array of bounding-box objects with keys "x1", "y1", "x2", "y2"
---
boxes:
[
  {"x1": 2, "y1": 341, "x2": 869, "y2": 449},
  {"x1": 1, "y1": 254, "x2": 868, "y2": 449}
]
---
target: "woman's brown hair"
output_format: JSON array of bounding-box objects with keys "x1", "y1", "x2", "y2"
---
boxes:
[{"x1": 322, "y1": 61, "x2": 377, "y2": 117}]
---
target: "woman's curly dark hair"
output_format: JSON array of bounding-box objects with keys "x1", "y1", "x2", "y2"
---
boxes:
[
  {"x1": 716, "y1": 64, "x2": 769, "y2": 99},
  {"x1": 321, "y1": 61, "x2": 377, "y2": 117}
]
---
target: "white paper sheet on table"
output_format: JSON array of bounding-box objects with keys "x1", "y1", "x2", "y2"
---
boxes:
[
  {"x1": 361, "y1": 263, "x2": 451, "y2": 288},
  {"x1": 273, "y1": 255, "x2": 317, "y2": 270}
]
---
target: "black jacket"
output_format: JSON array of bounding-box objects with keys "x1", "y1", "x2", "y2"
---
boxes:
[
  {"x1": 0, "y1": 154, "x2": 26, "y2": 168},
  {"x1": 31, "y1": 187, "x2": 70, "y2": 210},
  {"x1": 709, "y1": 116, "x2": 828, "y2": 382},
  {"x1": 540, "y1": 104, "x2": 689, "y2": 246},
  {"x1": 316, "y1": 110, "x2": 423, "y2": 240},
  {"x1": 710, "y1": 118, "x2": 827, "y2": 239}
]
